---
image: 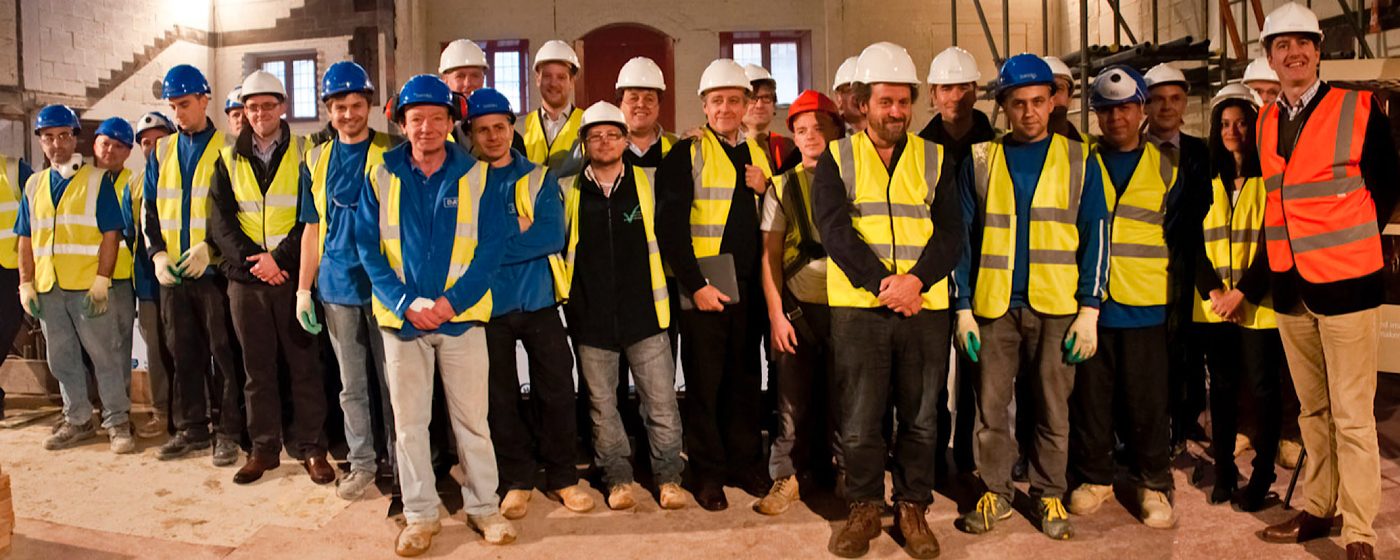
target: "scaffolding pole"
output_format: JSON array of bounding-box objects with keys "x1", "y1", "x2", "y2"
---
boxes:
[
  {"x1": 952, "y1": 0, "x2": 959, "y2": 46},
  {"x1": 1080, "y1": 0, "x2": 1089, "y2": 132},
  {"x1": 1333, "y1": 0, "x2": 1375, "y2": 58},
  {"x1": 971, "y1": 0, "x2": 1004, "y2": 63}
]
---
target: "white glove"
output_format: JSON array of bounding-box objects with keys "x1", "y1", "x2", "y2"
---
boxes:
[
  {"x1": 1063, "y1": 307, "x2": 1100, "y2": 364},
  {"x1": 18, "y1": 281, "x2": 41, "y2": 318},
  {"x1": 84, "y1": 275, "x2": 111, "y2": 317},
  {"x1": 408, "y1": 297, "x2": 436, "y2": 313},
  {"x1": 295, "y1": 289, "x2": 322, "y2": 334},
  {"x1": 176, "y1": 242, "x2": 211, "y2": 279},
  {"x1": 152, "y1": 251, "x2": 181, "y2": 286},
  {"x1": 955, "y1": 309, "x2": 982, "y2": 363}
]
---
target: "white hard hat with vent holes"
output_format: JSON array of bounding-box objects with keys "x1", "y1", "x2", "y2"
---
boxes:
[
  {"x1": 1243, "y1": 57, "x2": 1279, "y2": 84},
  {"x1": 698, "y1": 59, "x2": 752, "y2": 96},
  {"x1": 927, "y1": 47, "x2": 981, "y2": 85},
  {"x1": 1211, "y1": 82, "x2": 1260, "y2": 108},
  {"x1": 580, "y1": 101, "x2": 628, "y2": 134},
  {"x1": 854, "y1": 42, "x2": 920, "y2": 86},
  {"x1": 744, "y1": 64, "x2": 774, "y2": 84},
  {"x1": 1144, "y1": 63, "x2": 1188, "y2": 90},
  {"x1": 1261, "y1": 2, "x2": 1324, "y2": 45},
  {"x1": 439, "y1": 39, "x2": 489, "y2": 74},
  {"x1": 240, "y1": 70, "x2": 286, "y2": 101},
  {"x1": 535, "y1": 40, "x2": 580, "y2": 73},
  {"x1": 832, "y1": 56, "x2": 859, "y2": 91},
  {"x1": 616, "y1": 57, "x2": 666, "y2": 91}
]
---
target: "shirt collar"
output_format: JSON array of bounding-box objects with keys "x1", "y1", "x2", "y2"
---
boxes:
[
  {"x1": 1146, "y1": 130, "x2": 1180, "y2": 151},
  {"x1": 706, "y1": 125, "x2": 746, "y2": 147},
  {"x1": 583, "y1": 163, "x2": 627, "y2": 194},
  {"x1": 251, "y1": 128, "x2": 284, "y2": 162},
  {"x1": 541, "y1": 104, "x2": 575, "y2": 124},
  {"x1": 1278, "y1": 80, "x2": 1322, "y2": 118}
]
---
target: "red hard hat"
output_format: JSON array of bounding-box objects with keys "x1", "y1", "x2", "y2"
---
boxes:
[{"x1": 786, "y1": 89, "x2": 843, "y2": 130}]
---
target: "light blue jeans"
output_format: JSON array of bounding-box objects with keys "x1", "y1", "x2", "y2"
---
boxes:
[
  {"x1": 38, "y1": 282, "x2": 135, "y2": 428},
  {"x1": 324, "y1": 302, "x2": 389, "y2": 474},
  {"x1": 577, "y1": 332, "x2": 685, "y2": 487}
]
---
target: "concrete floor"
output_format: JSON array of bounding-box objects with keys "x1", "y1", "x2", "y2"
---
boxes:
[{"x1": 2, "y1": 382, "x2": 1398, "y2": 560}]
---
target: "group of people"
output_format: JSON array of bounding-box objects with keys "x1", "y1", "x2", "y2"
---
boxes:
[{"x1": 0, "y1": 2, "x2": 1392, "y2": 559}]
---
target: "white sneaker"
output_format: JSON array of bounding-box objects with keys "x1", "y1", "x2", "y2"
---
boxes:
[
  {"x1": 337, "y1": 470, "x2": 376, "y2": 500},
  {"x1": 500, "y1": 489, "x2": 531, "y2": 519},
  {"x1": 1138, "y1": 489, "x2": 1175, "y2": 529},
  {"x1": 468, "y1": 512, "x2": 517, "y2": 545},
  {"x1": 108, "y1": 423, "x2": 137, "y2": 454},
  {"x1": 1067, "y1": 483, "x2": 1113, "y2": 515}
]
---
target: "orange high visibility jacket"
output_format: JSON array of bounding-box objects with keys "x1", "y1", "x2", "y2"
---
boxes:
[{"x1": 1258, "y1": 87, "x2": 1382, "y2": 285}]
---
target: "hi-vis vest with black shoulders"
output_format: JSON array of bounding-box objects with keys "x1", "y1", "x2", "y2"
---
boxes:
[
  {"x1": 827, "y1": 131, "x2": 948, "y2": 310},
  {"x1": 0, "y1": 155, "x2": 21, "y2": 269},
  {"x1": 367, "y1": 160, "x2": 493, "y2": 330},
  {"x1": 772, "y1": 162, "x2": 823, "y2": 277},
  {"x1": 970, "y1": 134, "x2": 1087, "y2": 318},
  {"x1": 1195, "y1": 175, "x2": 1275, "y2": 329},
  {"x1": 27, "y1": 165, "x2": 131, "y2": 291},
  {"x1": 1258, "y1": 87, "x2": 1382, "y2": 285},
  {"x1": 306, "y1": 131, "x2": 394, "y2": 254},
  {"x1": 154, "y1": 131, "x2": 226, "y2": 259},
  {"x1": 221, "y1": 136, "x2": 307, "y2": 250},
  {"x1": 1099, "y1": 141, "x2": 1177, "y2": 307},
  {"x1": 558, "y1": 166, "x2": 670, "y2": 329},
  {"x1": 522, "y1": 108, "x2": 582, "y2": 172},
  {"x1": 508, "y1": 163, "x2": 568, "y2": 301},
  {"x1": 688, "y1": 128, "x2": 773, "y2": 258}
]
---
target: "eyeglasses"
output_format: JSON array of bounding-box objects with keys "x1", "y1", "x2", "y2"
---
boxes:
[
  {"x1": 244, "y1": 101, "x2": 281, "y2": 114},
  {"x1": 39, "y1": 131, "x2": 74, "y2": 145},
  {"x1": 586, "y1": 131, "x2": 625, "y2": 144},
  {"x1": 754, "y1": 94, "x2": 777, "y2": 104}
]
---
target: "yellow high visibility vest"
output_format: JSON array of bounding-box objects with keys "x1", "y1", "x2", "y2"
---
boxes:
[
  {"x1": 222, "y1": 136, "x2": 306, "y2": 250},
  {"x1": 522, "y1": 108, "x2": 582, "y2": 171},
  {"x1": 367, "y1": 161, "x2": 493, "y2": 329},
  {"x1": 154, "y1": 131, "x2": 226, "y2": 258},
  {"x1": 508, "y1": 163, "x2": 568, "y2": 301},
  {"x1": 772, "y1": 163, "x2": 820, "y2": 274},
  {"x1": 0, "y1": 156, "x2": 22, "y2": 269},
  {"x1": 827, "y1": 131, "x2": 949, "y2": 310},
  {"x1": 106, "y1": 170, "x2": 134, "y2": 281},
  {"x1": 307, "y1": 132, "x2": 392, "y2": 254},
  {"x1": 1100, "y1": 141, "x2": 1177, "y2": 307},
  {"x1": 558, "y1": 166, "x2": 670, "y2": 329},
  {"x1": 688, "y1": 128, "x2": 773, "y2": 258},
  {"x1": 27, "y1": 165, "x2": 107, "y2": 292},
  {"x1": 1195, "y1": 175, "x2": 1275, "y2": 329},
  {"x1": 970, "y1": 135, "x2": 1086, "y2": 318}
]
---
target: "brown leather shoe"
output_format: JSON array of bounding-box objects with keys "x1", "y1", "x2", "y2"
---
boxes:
[
  {"x1": 831, "y1": 501, "x2": 883, "y2": 558},
  {"x1": 1260, "y1": 511, "x2": 1333, "y2": 543},
  {"x1": 234, "y1": 452, "x2": 280, "y2": 485},
  {"x1": 303, "y1": 453, "x2": 337, "y2": 485},
  {"x1": 895, "y1": 501, "x2": 940, "y2": 559},
  {"x1": 1345, "y1": 543, "x2": 1374, "y2": 560}
]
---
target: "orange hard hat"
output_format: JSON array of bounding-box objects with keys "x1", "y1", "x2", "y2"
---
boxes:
[{"x1": 786, "y1": 89, "x2": 843, "y2": 130}]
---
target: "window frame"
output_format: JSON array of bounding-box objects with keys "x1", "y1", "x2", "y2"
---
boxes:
[
  {"x1": 253, "y1": 52, "x2": 319, "y2": 123},
  {"x1": 481, "y1": 39, "x2": 530, "y2": 116},
  {"x1": 718, "y1": 30, "x2": 812, "y2": 107}
]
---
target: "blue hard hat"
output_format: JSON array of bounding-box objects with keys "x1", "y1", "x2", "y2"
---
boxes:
[
  {"x1": 394, "y1": 74, "x2": 458, "y2": 122},
  {"x1": 322, "y1": 61, "x2": 375, "y2": 102},
  {"x1": 162, "y1": 64, "x2": 211, "y2": 99},
  {"x1": 1090, "y1": 65, "x2": 1148, "y2": 110},
  {"x1": 466, "y1": 87, "x2": 515, "y2": 124},
  {"x1": 33, "y1": 104, "x2": 80, "y2": 136},
  {"x1": 996, "y1": 53, "x2": 1056, "y2": 100},
  {"x1": 95, "y1": 117, "x2": 135, "y2": 147}
]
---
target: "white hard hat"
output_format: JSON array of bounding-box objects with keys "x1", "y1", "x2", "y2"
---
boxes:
[
  {"x1": 832, "y1": 56, "x2": 859, "y2": 91},
  {"x1": 240, "y1": 70, "x2": 286, "y2": 101},
  {"x1": 854, "y1": 42, "x2": 920, "y2": 86},
  {"x1": 226, "y1": 86, "x2": 243, "y2": 108},
  {"x1": 534, "y1": 39, "x2": 580, "y2": 73},
  {"x1": 580, "y1": 101, "x2": 627, "y2": 134},
  {"x1": 1143, "y1": 63, "x2": 1188, "y2": 90},
  {"x1": 615, "y1": 57, "x2": 666, "y2": 91},
  {"x1": 1043, "y1": 56, "x2": 1074, "y2": 80},
  {"x1": 1243, "y1": 57, "x2": 1279, "y2": 84},
  {"x1": 744, "y1": 64, "x2": 774, "y2": 84},
  {"x1": 927, "y1": 46, "x2": 981, "y2": 85},
  {"x1": 698, "y1": 59, "x2": 752, "y2": 96},
  {"x1": 135, "y1": 112, "x2": 176, "y2": 135},
  {"x1": 439, "y1": 39, "x2": 489, "y2": 74},
  {"x1": 1211, "y1": 82, "x2": 1260, "y2": 108},
  {"x1": 1262, "y1": 2, "x2": 1324, "y2": 45}
]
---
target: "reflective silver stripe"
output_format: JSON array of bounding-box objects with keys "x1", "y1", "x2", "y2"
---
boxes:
[
  {"x1": 652, "y1": 286, "x2": 669, "y2": 302},
  {"x1": 1280, "y1": 176, "x2": 1364, "y2": 201},
  {"x1": 1113, "y1": 243, "x2": 1169, "y2": 258},
  {"x1": 159, "y1": 218, "x2": 183, "y2": 230},
  {"x1": 55, "y1": 215, "x2": 98, "y2": 228},
  {"x1": 694, "y1": 186, "x2": 735, "y2": 200},
  {"x1": 972, "y1": 144, "x2": 991, "y2": 205},
  {"x1": 265, "y1": 234, "x2": 288, "y2": 247},
  {"x1": 855, "y1": 201, "x2": 926, "y2": 219},
  {"x1": 1264, "y1": 225, "x2": 1288, "y2": 241},
  {"x1": 984, "y1": 213, "x2": 1012, "y2": 228},
  {"x1": 48, "y1": 244, "x2": 101, "y2": 256},
  {"x1": 868, "y1": 243, "x2": 925, "y2": 261},
  {"x1": 1216, "y1": 266, "x2": 1233, "y2": 282},
  {"x1": 1290, "y1": 221, "x2": 1377, "y2": 253},
  {"x1": 1333, "y1": 91, "x2": 1357, "y2": 180},
  {"x1": 238, "y1": 201, "x2": 263, "y2": 213},
  {"x1": 1231, "y1": 228, "x2": 1259, "y2": 244},
  {"x1": 1202, "y1": 225, "x2": 1230, "y2": 243},
  {"x1": 525, "y1": 167, "x2": 547, "y2": 205},
  {"x1": 837, "y1": 138, "x2": 856, "y2": 200},
  {"x1": 0, "y1": 201, "x2": 17, "y2": 212},
  {"x1": 449, "y1": 264, "x2": 468, "y2": 278},
  {"x1": 1029, "y1": 207, "x2": 1077, "y2": 224},
  {"x1": 690, "y1": 141, "x2": 705, "y2": 188},
  {"x1": 979, "y1": 253, "x2": 1010, "y2": 270},
  {"x1": 190, "y1": 187, "x2": 210, "y2": 200},
  {"x1": 1028, "y1": 249, "x2": 1077, "y2": 264},
  {"x1": 31, "y1": 246, "x2": 50, "y2": 257},
  {"x1": 375, "y1": 166, "x2": 397, "y2": 242},
  {"x1": 1115, "y1": 204, "x2": 1164, "y2": 225},
  {"x1": 1157, "y1": 145, "x2": 1175, "y2": 199},
  {"x1": 691, "y1": 224, "x2": 725, "y2": 237},
  {"x1": 264, "y1": 194, "x2": 298, "y2": 207},
  {"x1": 189, "y1": 217, "x2": 206, "y2": 230},
  {"x1": 454, "y1": 222, "x2": 477, "y2": 239},
  {"x1": 0, "y1": 231, "x2": 13, "y2": 240},
  {"x1": 1067, "y1": 139, "x2": 1085, "y2": 214},
  {"x1": 921, "y1": 140, "x2": 940, "y2": 207},
  {"x1": 4, "y1": 158, "x2": 18, "y2": 201},
  {"x1": 156, "y1": 189, "x2": 182, "y2": 200},
  {"x1": 647, "y1": 240, "x2": 660, "y2": 254}
]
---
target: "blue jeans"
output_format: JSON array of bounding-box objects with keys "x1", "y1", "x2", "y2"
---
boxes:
[
  {"x1": 577, "y1": 332, "x2": 685, "y2": 487},
  {"x1": 38, "y1": 283, "x2": 135, "y2": 428},
  {"x1": 324, "y1": 302, "x2": 390, "y2": 474}
]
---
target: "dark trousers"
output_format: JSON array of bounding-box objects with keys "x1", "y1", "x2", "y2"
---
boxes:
[
  {"x1": 1196, "y1": 322, "x2": 1283, "y2": 482},
  {"x1": 831, "y1": 307, "x2": 950, "y2": 505},
  {"x1": 678, "y1": 298, "x2": 766, "y2": 485},
  {"x1": 227, "y1": 280, "x2": 326, "y2": 457},
  {"x1": 941, "y1": 355, "x2": 978, "y2": 473},
  {"x1": 162, "y1": 275, "x2": 244, "y2": 441},
  {"x1": 1070, "y1": 324, "x2": 1174, "y2": 491},
  {"x1": 486, "y1": 307, "x2": 578, "y2": 493},
  {"x1": 0, "y1": 268, "x2": 21, "y2": 405},
  {"x1": 768, "y1": 300, "x2": 837, "y2": 480},
  {"x1": 1169, "y1": 319, "x2": 1209, "y2": 442}
]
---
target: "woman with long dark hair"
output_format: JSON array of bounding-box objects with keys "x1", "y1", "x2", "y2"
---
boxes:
[{"x1": 1192, "y1": 86, "x2": 1284, "y2": 511}]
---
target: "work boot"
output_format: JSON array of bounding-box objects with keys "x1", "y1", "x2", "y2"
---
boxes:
[
  {"x1": 1346, "y1": 543, "x2": 1375, "y2": 560},
  {"x1": 1138, "y1": 489, "x2": 1175, "y2": 529},
  {"x1": 1261, "y1": 511, "x2": 1334, "y2": 543},
  {"x1": 468, "y1": 512, "x2": 517, "y2": 545},
  {"x1": 1011, "y1": 456, "x2": 1029, "y2": 483},
  {"x1": 548, "y1": 484, "x2": 596, "y2": 513},
  {"x1": 233, "y1": 452, "x2": 280, "y2": 485},
  {"x1": 394, "y1": 519, "x2": 440, "y2": 557},
  {"x1": 338, "y1": 470, "x2": 376, "y2": 501},
  {"x1": 212, "y1": 437, "x2": 240, "y2": 467},
  {"x1": 157, "y1": 430, "x2": 211, "y2": 460},
  {"x1": 136, "y1": 413, "x2": 167, "y2": 439},
  {"x1": 1211, "y1": 467, "x2": 1238, "y2": 505},
  {"x1": 1234, "y1": 433, "x2": 1253, "y2": 458},
  {"x1": 44, "y1": 420, "x2": 96, "y2": 450},
  {"x1": 658, "y1": 482, "x2": 688, "y2": 510},
  {"x1": 108, "y1": 423, "x2": 137, "y2": 454},
  {"x1": 831, "y1": 501, "x2": 882, "y2": 558},
  {"x1": 960, "y1": 492, "x2": 1013, "y2": 534},
  {"x1": 895, "y1": 501, "x2": 940, "y2": 559},
  {"x1": 1067, "y1": 483, "x2": 1113, "y2": 515},
  {"x1": 1039, "y1": 497, "x2": 1074, "y2": 540},
  {"x1": 500, "y1": 489, "x2": 532, "y2": 519},
  {"x1": 756, "y1": 475, "x2": 800, "y2": 516},
  {"x1": 695, "y1": 482, "x2": 728, "y2": 511},
  {"x1": 607, "y1": 484, "x2": 636, "y2": 510},
  {"x1": 1236, "y1": 474, "x2": 1275, "y2": 512},
  {"x1": 1276, "y1": 439, "x2": 1303, "y2": 469}
]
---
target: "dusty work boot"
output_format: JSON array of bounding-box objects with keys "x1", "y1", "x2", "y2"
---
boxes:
[
  {"x1": 756, "y1": 475, "x2": 800, "y2": 516},
  {"x1": 157, "y1": 430, "x2": 211, "y2": 460},
  {"x1": 44, "y1": 420, "x2": 96, "y2": 450},
  {"x1": 468, "y1": 512, "x2": 517, "y2": 545},
  {"x1": 895, "y1": 501, "x2": 940, "y2": 559},
  {"x1": 1234, "y1": 433, "x2": 1253, "y2": 458},
  {"x1": 1277, "y1": 439, "x2": 1303, "y2": 469},
  {"x1": 136, "y1": 413, "x2": 167, "y2": 439},
  {"x1": 212, "y1": 437, "x2": 240, "y2": 467},
  {"x1": 338, "y1": 470, "x2": 376, "y2": 501},
  {"x1": 394, "y1": 519, "x2": 441, "y2": 557},
  {"x1": 1138, "y1": 489, "x2": 1175, "y2": 529},
  {"x1": 548, "y1": 484, "x2": 596, "y2": 513},
  {"x1": 500, "y1": 489, "x2": 532, "y2": 519},
  {"x1": 831, "y1": 501, "x2": 882, "y2": 558},
  {"x1": 108, "y1": 423, "x2": 137, "y2": 454},
  {"x1": 960, "y1": 492, "x2": 1013, "y2": 534},
  {"x1": 1067, "y1": 483, "x2": 1113, "y2": 515},
  {"x1": 658, "y1": 482, "x2": 688, "y2": 510},
  {"x1": 606, "y1": 484, "x2": 637, "y2": 510},
  {"x1": 1039, "y1": 497, "x2": 1074, "y2": 540}
]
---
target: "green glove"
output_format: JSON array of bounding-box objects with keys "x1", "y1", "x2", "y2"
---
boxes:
[
  {"x1": 955, "y1": 310, "x2": 981, "y2": 363},
  {"x1": 296, "y1": 289, "x2": 323, "y2": 335}
]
